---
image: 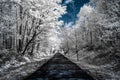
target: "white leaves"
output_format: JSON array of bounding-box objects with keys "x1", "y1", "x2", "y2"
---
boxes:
[
  {"x1": 75, "y1": 5, "x2": 94, "y2": 29},
  {"x1": 79, "y1": 5, "x2": 93, "y2": 17},
  {"x1": 28, "y1": 0, "x2": 66, "y2": 23},
  {"x1": 26, "y1": 0, "x2": 66, "y2": 54}
]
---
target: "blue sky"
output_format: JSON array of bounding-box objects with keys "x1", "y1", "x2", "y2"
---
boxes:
[{"x1": 59, "y1": 0, "x2": 90, "y2": 25}]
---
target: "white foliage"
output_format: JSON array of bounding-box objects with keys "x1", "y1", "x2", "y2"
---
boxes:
[{"x1": 78, "y1": 5, "x2": 93, "y2": 17}]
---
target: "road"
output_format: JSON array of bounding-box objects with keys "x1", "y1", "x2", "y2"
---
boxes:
[{"x1": 24, "y1": 53, "x2": 95, "y2": 80}]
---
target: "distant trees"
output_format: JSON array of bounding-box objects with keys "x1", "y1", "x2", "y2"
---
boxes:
[
  {"x1": 60, "y1": 25, "x2": 73, "y2": 55},
  {"x1": 0, "y1": 0, "x2": 66, "y2": 58}
]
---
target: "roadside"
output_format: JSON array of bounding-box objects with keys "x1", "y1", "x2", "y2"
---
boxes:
[
  {"x1": 0, "y1": 55, "x2": 52, "y2": 80},
  {"x1": 65, "y1": 50, "x2": 120, "y2": 80}
]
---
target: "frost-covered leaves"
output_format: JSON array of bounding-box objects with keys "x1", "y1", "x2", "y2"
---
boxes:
[{"x1": 0, "y1": 0, "x2": 66, "y2": 56}]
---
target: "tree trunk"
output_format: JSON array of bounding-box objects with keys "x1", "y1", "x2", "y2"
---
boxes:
[
  {"x1": 76, "y1": 51, "x2": 79, "y2": 61},
  {"x1": 22, "y1": 31, "x2": 36, "y2": 55},
  {"x1": 30, "y1": 43, "x2": 35, "y2": 56}
]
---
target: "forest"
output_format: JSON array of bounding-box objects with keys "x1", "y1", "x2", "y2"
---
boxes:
[
  {"x1": 0, "y1": 0, "x2": 120, "y2": 80},
  {"x1": 61, "y1": 0, "x2": 120, "y2": 62}
]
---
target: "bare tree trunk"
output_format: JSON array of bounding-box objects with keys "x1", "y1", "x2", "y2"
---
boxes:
[
  {"x1": 30, "y1": 43, "x2": 35, "y2": 56},
  {"x1": 36, "y1": 43, "x2": 40, "y2": 53},
  {"x1": 22, "y1": 31, "x2": 36, "y2": 55}
]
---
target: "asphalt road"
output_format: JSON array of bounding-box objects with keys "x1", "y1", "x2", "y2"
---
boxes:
[{"x1": 24, "y1": 53, "x2": 95, "y2": 80}]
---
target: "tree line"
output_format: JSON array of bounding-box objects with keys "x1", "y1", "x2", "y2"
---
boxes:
[{"x1": 60, "y1": 0, "x2": 120, "y2": 61}]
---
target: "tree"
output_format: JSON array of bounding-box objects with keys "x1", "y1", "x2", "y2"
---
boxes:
[{"x1": 0, "y1": 0, "x2": 66, "y2": 58}]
